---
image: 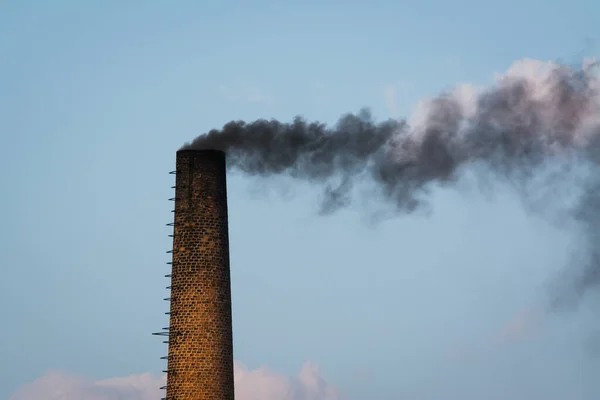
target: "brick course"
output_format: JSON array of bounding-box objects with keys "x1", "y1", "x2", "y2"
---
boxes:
[{"x1": 166, "y1": 149, "x2": 235, "y2": 400}]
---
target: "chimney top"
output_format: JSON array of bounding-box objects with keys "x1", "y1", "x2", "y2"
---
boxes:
[{"x1": 177, "y1": 148, "x2": 225, "y2": 155}]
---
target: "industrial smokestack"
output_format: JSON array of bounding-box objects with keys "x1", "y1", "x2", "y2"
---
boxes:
[{"x1": 162, "y1": 149, "x2": 235, "y2": 400}]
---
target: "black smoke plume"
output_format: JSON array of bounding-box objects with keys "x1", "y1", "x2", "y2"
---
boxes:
[{"x1": 182, "y1": 59, "x2": 600, "y2": 308}]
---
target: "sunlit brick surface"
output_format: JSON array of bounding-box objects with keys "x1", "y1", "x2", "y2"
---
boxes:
[{"x1": 166, "y1": 149, "x2": 235, "y2": 400}]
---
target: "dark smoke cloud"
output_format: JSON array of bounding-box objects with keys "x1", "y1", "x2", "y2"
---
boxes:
[
  {"x1": 182, "y1": 58, "x2": 600, "y2": 307},
  {"x1": 185, "y1": 108, "x2": 403, "y2": 212}
]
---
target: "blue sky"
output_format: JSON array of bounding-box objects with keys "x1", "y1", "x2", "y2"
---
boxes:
[{"x1": 1, "y1": 1, "x2": 600, "y2": 399}]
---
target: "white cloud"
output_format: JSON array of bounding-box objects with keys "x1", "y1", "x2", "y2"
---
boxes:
[
  {"x1": 235, "y1": 361, "x2": 342, "y2": 400},
  {"x1": 217, "y1": 82, "x2": 272, "y2": 105},
  {"x1": 9, "y1": 370, "x2": 163, "y2": 400},
  {"x1": 9, "y1": 361, "x2": 343, "y2": 400}
]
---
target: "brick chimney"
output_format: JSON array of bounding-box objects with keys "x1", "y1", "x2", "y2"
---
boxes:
[{"x1": 160, "y1": 149, "x2": 235, "y2": 400}]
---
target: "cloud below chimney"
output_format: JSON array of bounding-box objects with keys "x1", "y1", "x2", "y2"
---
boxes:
[{"x1": 9, "y1": 361, "x2": 343, "y2": 400}]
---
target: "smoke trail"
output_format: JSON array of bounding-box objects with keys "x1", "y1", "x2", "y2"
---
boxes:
[{"x1": 182, "y1": 58, "x2": 600, "y2": 307}]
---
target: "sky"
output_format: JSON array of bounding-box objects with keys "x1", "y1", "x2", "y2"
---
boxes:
[{"x1": 1, "y1": 1, "x2": 600, "y2": 399}]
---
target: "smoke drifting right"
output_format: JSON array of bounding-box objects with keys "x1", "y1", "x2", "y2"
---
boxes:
[{"x1": 184, "y1": 59, "x2": 600, "y2": 310}]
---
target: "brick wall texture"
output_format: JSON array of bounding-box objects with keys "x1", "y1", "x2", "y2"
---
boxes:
[{"x1": 166, "y1": 149, "x2": 235, "y2": 400}]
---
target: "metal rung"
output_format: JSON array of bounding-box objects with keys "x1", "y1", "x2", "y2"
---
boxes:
[
  {"x1": 160, "y1": 356, "x2": 168, "y2": 360},
  {"x1": 169, "y1": 170, "x2": 177, "y2": 174},
  {"x1": 166, "y1": 262, "x2": 175, "y2": 265},
  {"x1": 162, "y1": 340, "x2": 169, "y2": 343},
  {"x1": 166, "y1": 222, "x2": 176, "y2": 227},
  {"x1": 166, "y1": 249, "x2": 176, "y2": 254},
  {"x1": 164, "y1": 297, "x2": 171, "y2": 301},
  {"x1": 169, "y1": 197, "x2": 178, "y2": 201},
  {"x1": 168, "y1": 234, "x2": 174, "y2": 237},
  {"x1": 160, "y1": 385, "x2": 167, "y2": 389},
  {"x1": 171, "y1": 185, "x2": 176, "y2": 189},
  {"x1": 165, "y1": 274, "x2": 171, "y2": 278},
  {"x1": 166, "y1": 286, "x2": 171, "y2": 289},
  {"x1": 152, "y1": 332, "x2": 170, "y2": 337}
]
